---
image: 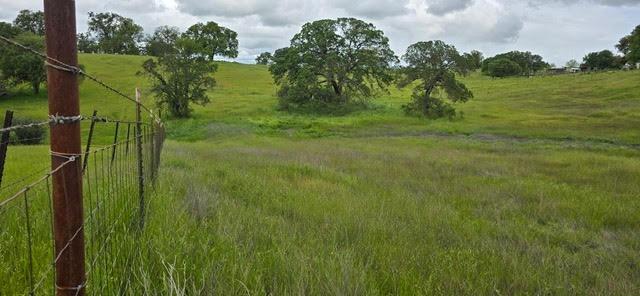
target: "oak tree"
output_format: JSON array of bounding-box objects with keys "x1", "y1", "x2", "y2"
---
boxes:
[
  {"x1": 399, "y1": 40, "x2": 472, "y2": 118},
  {"x1": 269, "y1": 18, "x2": 397, "y2": 111}
]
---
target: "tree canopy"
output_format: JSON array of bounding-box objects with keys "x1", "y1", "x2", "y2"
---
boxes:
[
  {"x1": 482, "y1": 51, "x2": 549, "y2": 77},
  {"x1": 183, "y1": 22, "x2": 239, "y2": 60},
  {"x1": 486, "y1": 58, "x2": 522, "y2": 78},
  {"x1": 269, "y1": 18, "x2": 397, "y2": 112},
  {"x1": 0, "y1": 33, "x2": 46, "y2": 94},
  {"x1": 13, "y1": 10, "x2": 44, "y2": 36},
  {"x1": 398, "y1": 40, "x2": 472, "y2": 118},
  {"x1": 617, "y1": 25, "x2": 640, "y2": 64},
  {"x1": 0, "y1": 22, "x2": 21, "y2": 39},
  {"x1": 583, "y1": 50, "x2": 623, "y2": 70},
  {"x1": 255, "y1": 52, "x2": 272, "y2": 65},
  {"x1": 565, "y1": 59, "x2": 580, "y2": 68},
  {"x1": 140, "y1": 37, "x2": 219, "y2": 118},
  {"x1": 86, "y1": 12, "x2": 144, "y2": 55},
  {"x1": 462, "y1": 50, "x2": 484, "y2": 71},
  {"x1": 145, "y1": 26, "x2": 181, "y2": 57}
]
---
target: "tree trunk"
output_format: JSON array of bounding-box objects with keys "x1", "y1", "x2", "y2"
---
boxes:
[
  {"x1": 422, "y1": 83, "x2": 435, "y2": 114},
  {"x1": 331, "y1": 80, "x2": 342, "y2": 96}
]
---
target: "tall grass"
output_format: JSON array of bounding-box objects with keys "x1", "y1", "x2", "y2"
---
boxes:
[{"x1": 0, "y1": 54, "x2": 639, "y2": 294}]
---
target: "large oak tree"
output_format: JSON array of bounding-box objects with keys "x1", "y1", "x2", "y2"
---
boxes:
[
  {"x1": 399, "y1": 40, "x2": 472, "y2": 118},
  {"x1": 183, "y1": 22, "x2": 239, "y2": 60},
  {"x1": 140, "y1": 24, "x2": 239, "y2": 118},
  {"x1": 269, "y1": 18, "x2": 398, "y2": 111}
]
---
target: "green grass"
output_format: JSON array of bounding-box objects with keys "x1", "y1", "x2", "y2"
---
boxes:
[{"x1": 0, "y1": 54, "x2": 639, "y2": 295}]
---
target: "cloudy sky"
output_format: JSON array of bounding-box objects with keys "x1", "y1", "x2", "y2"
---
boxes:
[{"x1": 1, "y1": 0, "x2": 639, "y2": 65}]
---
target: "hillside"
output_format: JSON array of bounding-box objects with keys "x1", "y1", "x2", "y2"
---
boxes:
[
  {"x1": 1, "y1": 54, "x2": 640, "y2": 294},
  {"x1": 1, "y1": 54, "x2": 639, "y2": 144}
]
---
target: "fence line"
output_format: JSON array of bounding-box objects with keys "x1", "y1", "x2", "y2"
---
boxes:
[{"x1": 0, "y1": 34, "x2": 166, "y2": 295}]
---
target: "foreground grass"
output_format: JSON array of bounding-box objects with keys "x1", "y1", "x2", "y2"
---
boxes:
[{"x1": 141, "y1": 136, "x2": 640, "y2": 295}]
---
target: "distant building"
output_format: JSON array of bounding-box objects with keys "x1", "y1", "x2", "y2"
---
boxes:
[
  {"x1": 637, "y1": 62, "x2": 640, "y2": 69},
  {"x1": 567, "y1": 67, "x2": 581, "y2": 73}
]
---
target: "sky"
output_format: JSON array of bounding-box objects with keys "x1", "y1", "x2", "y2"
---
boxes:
[{"x1": 1, "y1": 0, "x2": 638, "y2": 65}]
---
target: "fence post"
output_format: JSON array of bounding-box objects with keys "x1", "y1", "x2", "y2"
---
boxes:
[
  {"x1": 0, "y1": 110, "x2": 14, "y2": 187},
  {"x1": 44, "y1": 0, "x2": 87, "y2": 295},
  {"x1": 125, "y1": 123, "x2": 131, "y2": 156},
  {"x1": 110, "y1": 121, "x2": 120, "y2": 165},
  {"x1": 82, "y1": 110, "x2": 98, "y2": 173},
  {"x1": 135, "y1": 88, "x2": 145, "y2": 229},
  {"x1": 150, "y1": 118, "x2": 157, "y2": 183}
]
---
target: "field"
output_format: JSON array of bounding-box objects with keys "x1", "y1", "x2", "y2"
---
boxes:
[{"x1": 1, "y1": 54, "x2": 639, "y2": 294}]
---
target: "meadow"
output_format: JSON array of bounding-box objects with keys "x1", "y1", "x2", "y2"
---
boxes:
[{"x1": 0, "y1": 54, "x2": 639, "y2": 294}]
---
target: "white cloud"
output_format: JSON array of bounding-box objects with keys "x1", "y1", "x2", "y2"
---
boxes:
[
  {"x1": 425, "y1": 0, "x2": 474, "y2": 15},
  {"x1": 0, "y1": 0, "x2": 638, "y2": 65}
]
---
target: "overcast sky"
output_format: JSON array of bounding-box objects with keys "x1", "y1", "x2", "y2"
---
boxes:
[{"x1": 1, "y1": 0, "x2": 639, "y2": 65}]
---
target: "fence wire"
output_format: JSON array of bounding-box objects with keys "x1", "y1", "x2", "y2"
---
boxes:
[
  {"x1": 0, "y1": 34, "x2": 166, "y2": 295},
  {"x1": 0, "y1": 117, "x2": 165, "y2": 295}
]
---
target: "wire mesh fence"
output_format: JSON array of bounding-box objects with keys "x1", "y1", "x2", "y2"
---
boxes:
[
  {"x1": 0, "y1": 33, "x2": 166, "y2": 295},
  {"x1": 0, "y1": 114, "x2": 165, "y2": 295}
]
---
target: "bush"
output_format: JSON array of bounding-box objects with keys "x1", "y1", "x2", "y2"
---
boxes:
[
  {"x1": 487, "y1": 58, "x2": 522, "y2": 78},
  {"x1": 276, "y1": 84, "x2": 367, "y2": 115},
  {"x1": 10, "y1": 118, "x2": 46, "y2": 145}
]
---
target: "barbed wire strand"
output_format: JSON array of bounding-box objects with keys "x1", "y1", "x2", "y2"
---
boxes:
[{"x1": 0, "y1": 35, "x2": 160, "y2": 123}]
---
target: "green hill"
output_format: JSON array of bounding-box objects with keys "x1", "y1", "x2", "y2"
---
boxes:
[{"x1": 1, "y1": 54, "x2": 640, "y2": 294}]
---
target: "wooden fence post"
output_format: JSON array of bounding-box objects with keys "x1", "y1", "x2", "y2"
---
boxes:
[
  {"x1": 44, "y1": 0, "x2": 87, "y2": 294},
  {"x1": 0, "y1": 110, "x2": 14, "y2": 188}
]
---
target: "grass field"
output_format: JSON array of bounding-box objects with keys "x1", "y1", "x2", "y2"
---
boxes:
[{"x1": 1, "y1": 54, "x2": 639, "y2": 294}]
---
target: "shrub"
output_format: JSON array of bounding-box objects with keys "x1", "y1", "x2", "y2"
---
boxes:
[
  {"x1": 487, "y1": 58, "x2": 522, "y2": 78},
  {"x1": 10, "y1": 118, "x2": 46, "y2": 145}
]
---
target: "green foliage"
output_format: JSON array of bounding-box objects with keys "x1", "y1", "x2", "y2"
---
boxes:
[
  {"x1": 270, "y1": 18, "x2": 398, "y2": 113},
  {"x1": 10, "y1": 117, "x2": 45, "y2": 145},
  {"x1": 0, "y1": 21, "x2": 21, "y2": 38},
  {"x1": 2, "y1": 55, "x2": 640, "y2": 294},
  {"x1": 144, "y1": 26, "x2": 180, "y2": 57},
  {"x1": 13, "y1": 10, "x2": 44, "y2": 36},
  {"x1": 399, "y1": 40, "x2": 472, "y2": 118},
  {"x1": 565, "y1": 59, "x2": 580, "y2": 68},
  {"x1": 255, "y1": 52, "x2": 272, "y2": 65},
  {"x1": 486, "y1": 58, "x2": 523, "y2": 78},
  {"x1": 183, "y1": 22, "x2": 239, "y2": 60},
  {"x1": 140, "y1": 38, "x2": 217, "y2": 118},
  {"x1": 482, "y1": 51, "x2": 549, "y2": 76},
  {"x1": 583, "y1": 50, "x2": 623, "y2": 70},
  {"x1": 77, "y1": 32, "x2": 98, "y2": 53},
  {"x1": 462, "y1": 50, "x2": 484, "y2": 71},
  {"x1": 0, "y1": 33, "x2": 46, "y2": 94},
  {"x1": 616, "y1": 25, "x2": 640, "y2": 64},
  {"x1": 86, "y1": 12, "x2": 144, "y2": 55}
]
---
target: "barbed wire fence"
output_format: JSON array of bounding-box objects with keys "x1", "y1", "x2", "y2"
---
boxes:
[{"x1": 0, "y1": 34, "x2": 166, "y2": 295}]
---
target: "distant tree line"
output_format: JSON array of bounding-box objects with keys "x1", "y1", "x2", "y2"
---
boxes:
[
  {"x1": 0, "y1": 10, "x2": 46, "y2": 95},
  {"x1": 1, "y1": 9, "x2": 638, "y2": 120}
]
